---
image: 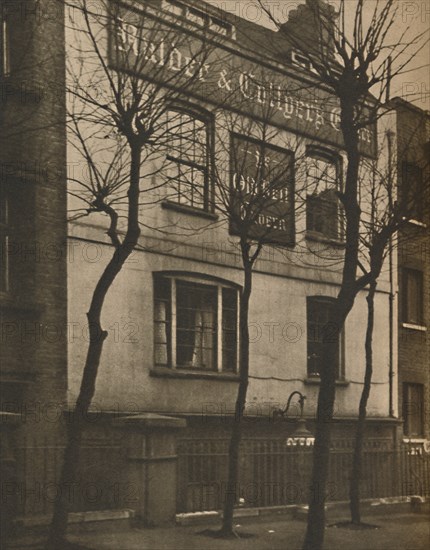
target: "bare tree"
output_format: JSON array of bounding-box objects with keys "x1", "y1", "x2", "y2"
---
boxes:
[
  {"x1": 47, "y1": 0, "x2": 219, "y2": 546},
  {"x1": 349, "y1": 115, "x2": 430, "y2": 525},
  {"x1": 256, "y1": 1, "x2": 428, "y2": 548},
  {"x1": 210, "y1": 103, "x2": 298, "y2": 535}
]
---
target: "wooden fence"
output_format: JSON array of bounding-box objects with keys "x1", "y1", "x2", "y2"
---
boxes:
[
  {"x1": 13, "y1": 434, "x2": 126, "y2": 516},
  {"x1": 9, "y1": 435, "x2": 430, "y2": 517},
  {"x1": 177, "y1": 438, "x2": 430, "y2": 513}
]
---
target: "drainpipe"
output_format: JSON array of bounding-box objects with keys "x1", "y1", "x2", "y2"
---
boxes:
[{"x1": 386, "y1": 129, "x2": 395, "y2": 418}]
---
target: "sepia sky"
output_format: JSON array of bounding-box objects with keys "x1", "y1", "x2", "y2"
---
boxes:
[{"x1": 207, "y1": 0, "x2": 429, "y2": 110}]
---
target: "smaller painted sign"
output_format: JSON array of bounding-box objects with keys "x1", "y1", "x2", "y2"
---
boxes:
[{"x1": 230, "y1": 135, "x2": 295, "y2": 246}]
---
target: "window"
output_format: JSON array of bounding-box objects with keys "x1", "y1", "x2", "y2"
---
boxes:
[
  {"x1": 402, "y1": 269, "x2": 424, "y2": 326},
  {"x1": 163, "y1": 0, "x2": 185, "y2": 17},
  {"x1": 1, "y1": 11, "x2": 10, "y2": 77},
  {"x1": 163, "y1": 1, "x2": 235, "y2": 38},
  {"x1": 165, "y1": 109, "x2": 212, "y2": 211},
  {"x1": 0, "y1": 183, "x2": 9, "y2": 292},
  {"x1": 403, "y1": 383, "x2": 424, "y2": 437},
  {"x1": 154, "y1": 275, "x2": 238, "y2": 372},
  {"x1": 306, "y1": 151, "x2": 340, "y2": 240},
  {"x1": 307, "y1": 297, "x2": 341, "y2": 378},
  {"x1": 402, "y1": 162, "x2": 423, "y2": 222},
  {"x1": 291, "y1": 51, "x2": 318, "y2": 75}
]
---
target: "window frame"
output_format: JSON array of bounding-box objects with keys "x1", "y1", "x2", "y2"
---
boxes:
[
  {"x1": 402, "y1": 268, "x2": 424, "y2": 326},
  {"x1": 401, "y1": 162, "x2": 424, "y2": 223},
  {"x1": 0, "y1": 12, "x2": 10, "y2": 77},
  {"x1": 162, "y1": 1, "x2": 236, "y2": 39},
  {"x1": 305, "y1": 147, "x2": 342, "y2": 242},
  {"x1": 306, "y1": 296, "x2": 344, "y2": 380},
  {"x1": 0, "y1": 182, "x2": 9, "y2": 293},
  {"x1": 164, "y1": 106, "x2": 214, "y2": 214},
  {"x1": 153, "y1": 273, "x2": 240, "y2": 374},
  {"x1": 403, "y1": 382, "x2": 424, "y2": 438}
]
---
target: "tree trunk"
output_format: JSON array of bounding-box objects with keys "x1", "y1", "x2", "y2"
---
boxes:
[
  {"x1": 221, "y1": 256, "x2": 252, "y2": 535},
  {"x1": 303, "y1": 311, "x2": 343, "y2": 550},
  {"x1": 350, "y1": 279, "x2": 377, "y2": 524},
  {"x1": 303, "y1": 96, "x2": 360, "y2": 550},
  {"x1": 46, "y1": 147, "x2": 141, "y2": 549}
]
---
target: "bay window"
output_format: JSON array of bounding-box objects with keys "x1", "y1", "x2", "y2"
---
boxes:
[{"x1": 154, "y1": 274, "x2": 238, "y2": 372}]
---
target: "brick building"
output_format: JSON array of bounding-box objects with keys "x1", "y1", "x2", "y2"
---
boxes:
[
  {"x1": 3, "y1": 0, "x2": 428, "y2": 534},
  {"x1": 64, "y1": 0, "x2": 398, "y2": 523},
  {"x1": 391, "y1": 98, "x2": 430, "y2": 447},
  {"x1": 0, "y1": 0, "x2": 68, "y2": 535}
]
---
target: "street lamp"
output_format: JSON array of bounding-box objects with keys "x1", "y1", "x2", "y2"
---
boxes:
[{"x1": 274, "y1": 390, "x2": 315, "y2": 447}]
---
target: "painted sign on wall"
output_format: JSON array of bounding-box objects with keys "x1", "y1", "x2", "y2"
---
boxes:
[
  {"x1": 229, "y1": 134, "x2": 295, "y2": 246},
  {"x1": 108, "y1": 4, "x2": 376, "y2": 157}
]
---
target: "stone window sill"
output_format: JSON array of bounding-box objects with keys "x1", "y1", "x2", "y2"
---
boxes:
[
  {"x1": 150, "y1": 367, "x2": 239, "y2": 381},
  {"x1": 304, "y1": 376, "x2": 350, "y2": 387},
  {"x1": 403, "y1": 217, "x2": 427, "y2": 229},
  {"x1": 162, "y1": 201, "x2": 218, "y2": 221},
  {"x1": 401, "y1": 323, "x2": 427, "y2": 332},
  {"x1": 305, "y1": 231, "x2": 345, "y2": 248}
]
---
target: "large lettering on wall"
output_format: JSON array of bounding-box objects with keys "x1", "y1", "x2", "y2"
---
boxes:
[
  {"x1": 230, "y1": 135, "x2": 295, "y2": 246},
  {"x1": 108, "y1": 4, "x2": 376, "y2": 157}
]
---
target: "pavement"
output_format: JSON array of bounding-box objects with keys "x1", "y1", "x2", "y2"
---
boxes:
[{"x1": 6, "y1": 512, "x2": 430, "y2": 550}]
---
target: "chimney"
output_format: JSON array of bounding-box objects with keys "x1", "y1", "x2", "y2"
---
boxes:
[{"x1": 279, "y1": 0, "x2": 338, "y2": 60}]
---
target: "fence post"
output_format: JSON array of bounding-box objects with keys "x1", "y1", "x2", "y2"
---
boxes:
[
  {"x1": 0, "y1": 413, "x2": 21, "y2": 545},
  {"x1": 114, "y1": 413, "x2": 186, "y2": 526}
]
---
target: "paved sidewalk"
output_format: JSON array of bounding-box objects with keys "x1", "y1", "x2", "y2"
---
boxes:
[{"x1": 8, "y1": 512, "x2": 429, "y2": 550}]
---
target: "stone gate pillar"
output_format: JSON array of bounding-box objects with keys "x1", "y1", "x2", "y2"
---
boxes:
[
  {"x1": 0, "y1": 412, "x2": 21, "y2": 544},
  {"x1": 114, "y1": 413, "x2": 186, "y2": 526}
]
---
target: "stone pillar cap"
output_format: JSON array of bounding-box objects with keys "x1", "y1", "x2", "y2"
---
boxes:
[
  {"x1": 114, "y1": 413, "x2": 186, "y2": 430},
  {"x1": 0, "y1": 412, "x2": 22, "y2": 427}
]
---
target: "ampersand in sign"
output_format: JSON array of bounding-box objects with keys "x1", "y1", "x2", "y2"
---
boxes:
[{"x1": 218, "y1": 70, "x2": 232, "y2": 91}]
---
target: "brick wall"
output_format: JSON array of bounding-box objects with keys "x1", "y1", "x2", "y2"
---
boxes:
[
  {"x1": 395, "y1": 100, "x2": 430, "y2": 440},
  {"x1": 0, "y1": 0, "x2": 68, "y2": 520}
]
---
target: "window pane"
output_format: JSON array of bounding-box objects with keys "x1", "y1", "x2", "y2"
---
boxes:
[
  {"x1": 403, "y1": 269, "x2": 423, "y2": 325},
  {"x1": 164, "y1": 1, "x2": 185, "y2": 17},
  {"x1": 176, "y1": 281, "x2": 217, "y2": 369},
  {"x1": 166, "y1": 110, "x2": 209, "y2": 210},
  {"x1": 306, "y1": 154, "x2": 339, "y2": 238},
  {"x1": 188, "y1": 8, "x2": 207, "y2": 26},
  {"x1": 402, "y1": 163, "x2": 423, "y2": 221},
  {"x1": 1, "y1": 17, "x2": 10, "y2": 77},
  {"x1": 211, "y1": 18, "x2": 230, "y2": 35},
  {"x1": 403, "y1": 383, "x2": 424, "y2": 437},
  {"x1": 154, "y1": 277, "x2": 171, "y2": 365},
  {"x1": 307, "y1": 298, "x2": 340, "y2": 377},
  {"x1": 0, "y1": 184, "x2": 8, "y2": 292},
  {"x1": 222, "y1": 288, "x2": 237, "y2": 371}
]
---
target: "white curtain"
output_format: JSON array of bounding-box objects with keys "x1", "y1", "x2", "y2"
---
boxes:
[{"x1": 191, "y1": 307, "x2": 214, "y2": 368}]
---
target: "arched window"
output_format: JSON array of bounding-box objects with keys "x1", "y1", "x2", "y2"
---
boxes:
[{"x1": 154, "y1": 273, "x2": 239, "y2": 373}]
